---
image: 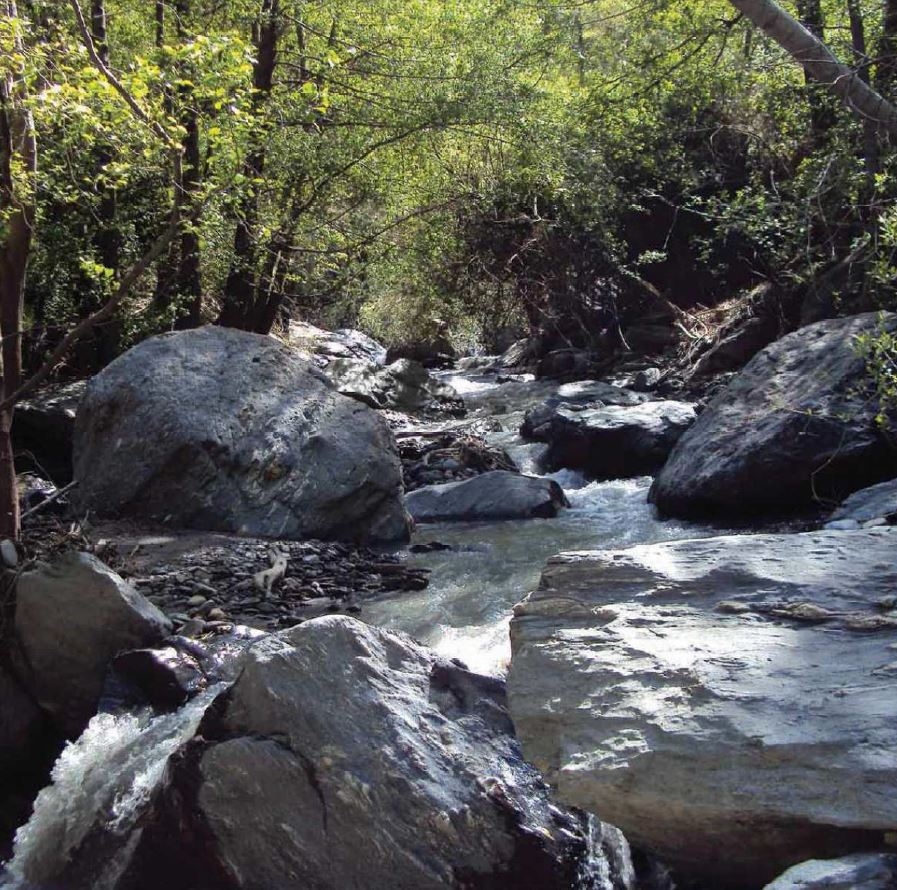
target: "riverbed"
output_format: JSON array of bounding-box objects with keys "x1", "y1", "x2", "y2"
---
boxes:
[{"x1": 366, "y1": 368, "x2": 719, "y2": 674}]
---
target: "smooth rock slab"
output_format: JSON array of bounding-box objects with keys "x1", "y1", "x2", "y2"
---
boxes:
[
  {"x1": 508, "y1": 528, "x2": 897, "y2": 888},
  {"x1": 13, "y1": 552, "x2": 171, "y2": 736},
  {"x1": 406, "y1": 470, "x2": 569, "y2": 522},
  {"x1": 764, "y1": 853, "x2": 897, "y2": 889},
  {"x1": 72, "y1": 326, "x2": 409, "y2": 543},
  {"x1": 827, "y1": 478, "x2": 897, "y2": 525},
  {"x1": 650, "y1": 312, "x2": 897, "y2": 518}
]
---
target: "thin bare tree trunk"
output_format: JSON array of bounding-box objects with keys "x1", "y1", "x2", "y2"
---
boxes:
[
  {"x1": 87, "y1": 0, "x2": 122, "y2": 363},
  {"x1": 795, "y1": 0, "x2": 835, "y2": 138},
  {"x1": 0, "y1": 0, "x2": 36, "y2": 539},
  {"x1": 846, "y1": 0, "x2": 880, "y2": 196},
  {"x1": 216, "y1": 0, "x2": 280, "y2": 331},
  {"x1": 877, "y1": 0, "x2": 897, "y2": 98},
  {"x1": 728, "y1": 0, "x2": 897, "y2": 139},
  {"x1": 172, "y1": 0, "x2": 203, "y2": 328}
]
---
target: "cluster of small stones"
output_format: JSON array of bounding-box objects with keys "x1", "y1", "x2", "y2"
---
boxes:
[
  {"x1": 398, "y1": 432, "x2": 518, "y2": 492},
  {"x1": 20, "y1": 517, "x2": 430, "y2": 636},
  {"x1": 120, "y1": 539, "x2": 431, "y2": 635}
]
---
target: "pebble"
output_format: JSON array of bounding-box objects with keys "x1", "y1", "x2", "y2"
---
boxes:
[
  {"x1": 0, "y1": 539, "x2": 17, "y2": 568},
  {"x1": 26, "y1": 531, "x2": 430, "y2": 635},
  {"x1": 179, "y1": 618, "x2": 206, "y2": 637}
]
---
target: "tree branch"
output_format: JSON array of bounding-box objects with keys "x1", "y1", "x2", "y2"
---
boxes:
[
  {"x1": 67, "y1": 0, "x2": 179, "y2": 150},
  {"x1": 0, "y1": 218, "x2": 180, "y2": 413},
  {"x1": 728, "y1": 0, "x2": 897, "y2": 138}
]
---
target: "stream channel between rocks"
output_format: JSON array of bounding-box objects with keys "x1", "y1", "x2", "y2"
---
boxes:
[
  {"x1": 365, "y1": 369, "x2": 720, "y2": 675},
  {"x1": 2, "y1": 367, "x2": 723, "y2": 890}
]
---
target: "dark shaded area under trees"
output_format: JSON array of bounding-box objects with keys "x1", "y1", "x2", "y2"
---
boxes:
[{"x1": 3, "y1": 0, "x2": 897, "y2": 535}]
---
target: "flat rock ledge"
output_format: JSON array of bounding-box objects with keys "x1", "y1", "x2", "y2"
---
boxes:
[
  {"x1": 507, "y1": 527, "x2": 897, "y2": 889},
  {"x1": 764, "y1": 853, "x2": 897, "y2": 889}
]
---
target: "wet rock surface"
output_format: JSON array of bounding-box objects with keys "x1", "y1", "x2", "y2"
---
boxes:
[
  {"x1": 73, "y1": 326, "x2": 409, "y2": 543},
  {"x1": 108, "y1": 626, "x2": 265, "y2": 712},
  {"x1": 508, "y1": 527, "x2": 897, "y2": 888},
  {"x1": 650, "y1": 312, "x2": 897, "y2": 519},
  {"x1": 407, "y1": 470, "x2": 569, "y2": 522},
  {"x1": 826, "y1": 478, "x2": 897, "y2": 527},
  {"x1": 523, "y1": 400, "x2": 696, "y2": 479},
  {"x1": 12, "y1": 552, "x2": 172, "y2": 737},
  {"x1": 763, "y1": 853, "x2": 897, "y2": 889},
  {"x1": 111, "y1": 616, "x2": 632, "y2": 890}
]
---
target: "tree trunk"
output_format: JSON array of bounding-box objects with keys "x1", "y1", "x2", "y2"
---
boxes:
[
  {"x1": 89, "y1": 0, "x2": 122, "y2": 363},
  {"x1": 173, "y1": 0, "x2": 203, "y2": 328},
  {"x1": 877, "y1": 0, "x2": 897, "y2": 98},
  {"x1": 216, "y1": 0, "x2": 280, "y2": 330},
  {"x1": 728, "y1": 0, "x2": 897, "y2": 139},
  {"x1": 795, "y1": 0, "x2": 835, "y2": 138},
  {"x1": 174, "y1": 105, "x2": 203, "y2": 327},
  {"x1": 151, "y1": 0, "x2": 180, "y2": 313},
  {"x1": 0, "y1": 1, "x2": 36, "y2": 539},
  {"x1": 846, "y1": 0, "x2": 880, "y2": 195}
]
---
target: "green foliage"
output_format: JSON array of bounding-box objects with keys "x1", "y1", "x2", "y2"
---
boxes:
[
  {"x1": 6, "y1": 0, "x2": 897, "y2": 369},
  {"x1": 855, "y1": 318, "x2": 897, "y2": 427}
]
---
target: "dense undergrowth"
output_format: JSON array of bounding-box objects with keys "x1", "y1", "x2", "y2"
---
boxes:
[{"x1": 4, "y1": 0, "x2": 897, "y2": 372}]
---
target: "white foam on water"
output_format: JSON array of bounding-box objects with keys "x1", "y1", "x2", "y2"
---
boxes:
[
  {"x1": 366, "y1": 473, "x2": 712, "y2": 676},
  {"x1": 438, "y1": 373, "x2": 500, "y2": 397},
  {"x1": 3, "y1": 686, "x2": 223, "y2": 889}
]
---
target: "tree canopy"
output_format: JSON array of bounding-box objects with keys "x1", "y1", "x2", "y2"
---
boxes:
[{"x1": 2, "y1": 0, "x2": 897, "y2": 534}]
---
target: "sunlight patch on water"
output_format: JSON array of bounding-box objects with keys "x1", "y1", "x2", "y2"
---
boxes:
[
  {"x1": 366, "y1": 476, "x2": 714, "y2": 675},
  {"x1": 439, "y1": 373, "x2": 501, "y2": 396}
]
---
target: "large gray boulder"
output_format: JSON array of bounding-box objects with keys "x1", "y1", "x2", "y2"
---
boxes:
[
  {"x1": 73, "y1": 327, "x2": 409, "y2": 542},
  {"x1": 13, "y1": 552, "x2": 172, "y2": 736},
  {"x1": 406, "y1": 470, "x2": 569, "y2": 522},
  {"x1": 508, "y1": 528, "x2": 897, "y2": 888},
  {"x1": 650, "y1": 313, "x2": 897, "y2": 519},
  {"x1": 325, "y1": 357, "x2": 464, "y2": 416},
  {"x1": 764, "y1": 854, "x2": 897, "y2": 889},
  {"x1": 523, "y1": 401, "x2": 696, "y2": 479},
  {"x1": 33, "y1": 617, "x2": 633, "y2": 889}
]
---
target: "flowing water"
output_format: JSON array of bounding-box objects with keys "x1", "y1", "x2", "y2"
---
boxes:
[
  {"x1": 365, "y1": 369, "x2": 716, "y2": 675},
  {"x1": 2, "y1": 686, "x2": 225, "y2": 890},
  {"x1": 2, "y1": 368, "x2": 709, "y2": 887}
]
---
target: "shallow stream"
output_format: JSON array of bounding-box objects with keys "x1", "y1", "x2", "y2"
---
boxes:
[
  {"x1": 2, "y1": 367, "x2": 716, "y2": 888},
  {"x1": 366, "y1": 368, "x2": 717, "y2": 675}
]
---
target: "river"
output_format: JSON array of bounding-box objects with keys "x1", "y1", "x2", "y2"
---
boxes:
[
  {"x1": 2, "y1": 366, "x2": 712, "y2": 888},
  {"x1": 366, "y1": 368, "x2": 717, "y2": 675}
]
